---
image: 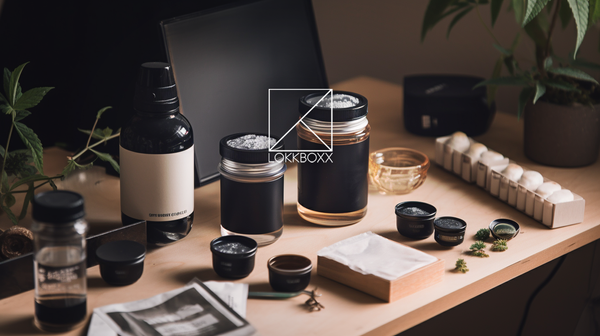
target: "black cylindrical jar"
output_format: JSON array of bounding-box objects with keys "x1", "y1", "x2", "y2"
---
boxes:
[
  {"x1": 434, "y1": 216, "x2": 467, "y2": 247},
  {"x1": 219, "y1": 133, "x2": 286, "y2": 246},
  {"x1": 210, "y1": 236, "x2": 258, "y2": 279},
  {"x1": 268, "y1": 255, "x2": 312, "y2": 292},
  {"x1": 297, "y1": 91, "x2": 370, "y2": 226},
  {"x1": 395, "y1": 201, "x2": 437, "y2": 239},
  {"x1": 96, "y1": 240, "x2": 146, "y2": 286}
]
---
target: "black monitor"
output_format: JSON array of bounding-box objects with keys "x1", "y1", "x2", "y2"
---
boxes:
[{"x1": 161, "y1": 0, "x2": 328, "y2": 186}]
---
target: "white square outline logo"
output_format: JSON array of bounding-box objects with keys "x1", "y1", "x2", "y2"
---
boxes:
[{"x1": 268, "y1": 88, "x2": 333, "y2": 152}]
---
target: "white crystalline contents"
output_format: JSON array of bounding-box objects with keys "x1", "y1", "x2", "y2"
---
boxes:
[
  {"x1": 227, "y1": 134, "x2": 276, "y2": 150},
  {"x1": 398, "y1": 206, "x2": 430, "y2": 216},
  {"x1": 308, "y1": 93, "x2": 359, "y2": 109},
  {"x1": 214, "y1": 242, "x2": 251, "y2": 254}
]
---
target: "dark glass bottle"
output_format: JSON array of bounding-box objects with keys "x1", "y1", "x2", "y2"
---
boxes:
[{"x1": 120, "y1": 62, "x2": 195, "y2": 246}]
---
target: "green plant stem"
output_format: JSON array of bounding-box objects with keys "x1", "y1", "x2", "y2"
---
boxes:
[
  {"x1": 475, "y1": 1, "x2": 502, "y2": 46},
  {"x1": 71, "y1": 133, "x2": 120, "y2": 161},
  {"x1": 1, "y1": 122, "x2": 14, "y2": 187},
  {"x1": 11, "y1": 178, "x2": 58, "y2": 193},
  {"x1": 85, "y1": 117, "x2": 99, "y2": 149},
  {"x1": 545, "y1": 0, "x2": 561, "y2": 62}
]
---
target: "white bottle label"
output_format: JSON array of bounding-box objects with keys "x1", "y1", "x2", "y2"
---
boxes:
[{"x1": 120, "y1": 146, "x2": 195, "y2": 222}]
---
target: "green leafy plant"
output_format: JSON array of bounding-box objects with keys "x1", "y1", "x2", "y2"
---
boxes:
[
  {"x1": 475, "y1": 228, "x2": 491, "y2": 241},
  {"x1": 455, "y1": 258, "x2": 469, "y2": 273},
  {"x1": 0, "y1": 63, "x2": 119, "y2": 226},
  {"x1": 470, "y1": 240, "x2": 490, "y2": 257},
  {"x1": 492, "y1": 238, "x2": 509, "y2": 251},
  {"x1": 422, "y1": 0, "x2": 600, "y2": 116}
]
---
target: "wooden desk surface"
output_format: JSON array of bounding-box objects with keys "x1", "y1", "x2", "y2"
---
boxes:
[{"x1": 1, "y1": 76, "x2": 599, "y2": 336}]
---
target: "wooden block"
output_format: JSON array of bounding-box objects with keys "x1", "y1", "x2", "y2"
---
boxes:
[{"x1": 318, "y1": 255, "x2": 444, "y2": 303}]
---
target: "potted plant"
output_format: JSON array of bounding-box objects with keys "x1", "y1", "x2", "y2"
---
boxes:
[{"x1": 422, "y1": 0, "x2": 600, "y2": 167}]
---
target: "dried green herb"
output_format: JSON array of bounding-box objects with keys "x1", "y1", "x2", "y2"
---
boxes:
[
  {"x1": 475, "y1": 228, "x2": 490, "y2": 241},
  {"x1": 470, "y1": 240, "x2": 489, "y2": 258},
  {"x1": 492, "y1": 239, "x2": 509, "y2": 252},
  {"x1": 455, "y1": 258, "x2": 469, "y2": 273}
]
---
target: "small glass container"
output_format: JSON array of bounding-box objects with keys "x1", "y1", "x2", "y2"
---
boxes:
[
  {"x1": 297, "y1": 91, "x2": 370, "y2": 226},
  {"x1": 395, "y1": 201, "x2": 437, "y2": 239},
  {"x1": 96, "y1": 240, "x2": 146, "y2": 286},
  {"x1": 31, "y1": 191, "x2": 88, "y2": 332},
  {"x1": 268, "y1": 255, "x2": 312, "y2": 292},
  {"x1": 369, "y1": 148, "x2": 430, "y2": 195},
  {"x1": 433, "y1": 216, "x2": 467, "y2": 247},
  {"x1": 210, "y1": 236, "x2": 258, "y2": 279},
  {"x1": 489, "y1": 219, "x2": 520, "y2": 240},
  {"x1": 219, "y1": 133, "x2": 286, "y2": 246}
]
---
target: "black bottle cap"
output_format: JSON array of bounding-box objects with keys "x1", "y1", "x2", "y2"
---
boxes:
[
  {"x1": 299, "y1": 90, "x2": 368, "y2": 122},
  {"x1": 220, "y1": 133, "x2": 284, "y2": 164},
  {"x1": 96, "y1": 240, "x2": 146, "y2": 265},
  {"x1": 134, "y1": 62, "x2": 180, "y2": 114},
  {"x1": 32, "y1": 190, "x2": 85, "y2": 224}
]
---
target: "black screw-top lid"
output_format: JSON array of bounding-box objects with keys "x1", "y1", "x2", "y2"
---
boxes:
[
  {"x1": 134, "y1": 62, "x2": 180, "y2": 114},
  {"x1": 299, "y1": 90, "x2": 368, "y2": 122},
  {"x1": 96, "y1": 240, "x2": 146, "y2": 265},
  {"x1": 32, "y1": 190, "x2": 85, "y2": 224},
  {"x1": 220, "y1": 133, "x2": 284, "y2": 164}
]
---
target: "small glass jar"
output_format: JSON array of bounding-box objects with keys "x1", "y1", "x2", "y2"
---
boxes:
[
  {"x1": 297, "y1": 91, "x2": 370, "y2": 226},
  {"x1": 31, "y1": 190, "x2": 88, "y2": 332},
  {"x1": 219, "y1": 133, "x2": 286, "y2": 246},
  {"x1": 433, "y1": 216, "x2": 467, "y2": 247}
]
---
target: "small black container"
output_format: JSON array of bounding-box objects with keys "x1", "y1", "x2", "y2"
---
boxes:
[
  {"x1": 96, "y1": 240, "x2": 146, "y2": 286},
  {"x1": 434, "y1": 216, "x2": 467, "y2": 247},
  {"x1": 268, "y1": 255, "x2": 312, "y2": 292},
  {"x1": 489, "y1": 219, "x2": 520, "y2": 240},
  {"x1": 210, "y1": 236, "x2": 258, "y2": 279},
  {"x1": 395, "y1": 201, "x2": 437, "y2": 239}
]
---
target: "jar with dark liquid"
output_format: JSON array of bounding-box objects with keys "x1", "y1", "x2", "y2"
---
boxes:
[
  {"x1": 31, "y1": 191, "x2": 88, "y2": 332},
  {"x1": 297, "y1": 91, "x2": 370, "y2": 226},
  {"x1": 120, "y1": 62, "x2": 195, "y2": 245}
]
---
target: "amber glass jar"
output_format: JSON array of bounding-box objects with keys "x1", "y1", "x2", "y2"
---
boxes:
[{"x1": 297, "y1": 91, "x2": 370, "y2": 226}]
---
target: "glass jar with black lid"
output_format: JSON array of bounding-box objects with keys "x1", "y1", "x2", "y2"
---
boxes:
[
  {"x1": 297, "y1": 91, "x2": 370, "y2": 226},
  {"x1": 219, "y1": 133, "x2": 286, "y2": 246}
]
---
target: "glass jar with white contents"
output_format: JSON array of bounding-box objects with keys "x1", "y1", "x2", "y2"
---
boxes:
[
  {"x1": 31, "y1": 190, "x2": 88, "y2": 332},
  {"x1": 219, "y1": 133, "x2": 286, "y2": 246}
]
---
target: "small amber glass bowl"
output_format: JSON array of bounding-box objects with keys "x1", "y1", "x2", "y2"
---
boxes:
[{"x1": 369, "y1": 148, "x2": 430, "y2": 195}]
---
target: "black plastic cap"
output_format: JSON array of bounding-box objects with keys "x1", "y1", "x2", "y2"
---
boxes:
[
  {"x1": 96, "y1": 240, "x2": 146, "y2": 265},
  {"x1": 134, "y1": 62, "x2": 179, "y2": 114},
  {"x1": 299, "y1": 90, "x2": 368, "y2": 122},
  {"x1": 32, "y1": 190, "x2": 85, "y2": 224},
  {"x1": 220, "y1": 133, "x2": 284, "y2": 164}
]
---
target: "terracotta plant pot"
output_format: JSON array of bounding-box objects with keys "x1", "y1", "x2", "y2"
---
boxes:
[{"x1": 524, "y1": 101, "x2": 600, "y2": 167}]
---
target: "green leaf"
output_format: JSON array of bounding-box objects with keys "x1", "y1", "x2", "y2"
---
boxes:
[
  {"x1": 524, "y1": 15, "x2": 548, "y2": 47},
  {"x1": 533, "y1": 82, "x2": 546, "y2": 103},
  {"x1": 566, "y1": 0, "x2": 589, "y2": 58},
  {"x1": 447, "y1": 7, "x2": 474, "y2": 38},
  {"x1": 523, "y1": 0, "x2": 551, "y2": 26},
  {"x1": 544, "y1": 56, "x2": 553, "y2": 70},
  {"x1": 474, "y1": 76, "x2": 530, "y2": 88},
  {"x1": 518, "y1": 87, "x2": 534, "y2": 119},
  {"x1": 13, "y1": 87, "x2": 53, "y2": 110},
  {"x1": 18, "y1": 183, "x2": 34, "y2": 220},
  {"x1": 493, "y1": 44, "x2": 512, "y2": 55},
  {"x1": 559, "y1": 0, "x2": 572, "y2": 28},
  {"x1": 14, "y1": 121, "x2": 44, "y2": 173},
  {"x1": 61, "y1": 160, "x2": 78, "y2": 177},
  {"x1": 14, "y1": 110, "x2": 31, "y2": 122},
  {"x1": 8, "y1": 62, "x2": 28, "y2": 105},
  {"x1": 101, "y1": 127, "x2": 113, "y2": 138},
  {"x1": 4, "y1": 192, "x2": 15, "y2": 208},
  {"x1": 422, "y1": 0, "x2": 461, "y2": 41},
  {"x1": 511, "y1": 0, "x2": 526, "y2": 23},
  {"x1": 96, "y1": 106, "x2": 112, "y2": 119},
  {"x1": 589, "y1": 0, "x2": 600, "y2": 27},
  {"x1": 9, "y1": 174, "x2": 53, "y2": 191},
  {"x1": 1, "y1": 104, "x2": 13, "y2": 115},
  {"x1": 1, "y1": 205, "x2": 18, "y2": 225},
  {"x1": 504, "y1": 55, "x2": 518, "y2": 75},
  {"x1": 548, "y1": 67, "x2": 599, "y2": 83},
  {"x1": 78, "y1": 128, "x2": 105, "y2": 140},
  {"x1": 0, "y1": 92, "x2": 7, "y2": 104},
  {"x1": 542, "y1": 78, "x2": 581, "y2": 91},
  {"x1": 491, "y1": 0, "x2": 504, "y2": 26},
  {"x1": 3, "y1": 68, "x2": 10, "y2": 96},
  {"x1": 90, "y1": 149, "x2": 120, "y2": 174}
]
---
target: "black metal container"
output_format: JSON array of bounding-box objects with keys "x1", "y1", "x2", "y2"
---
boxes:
[
  {"x1": 219, "y1": 133, "x2": 286, "y2": 246},
  {"x1": 395, "y1": 201, "x2": 437, "y2": 239},
  {"x1": 96, "y1": 240, "x2": 146, "y2": 286},
  {"x1": 210, "y1": 236, "x2": 258, "y2": 279},
  {"x1": 434, "y1": 216, "x2": 467, "y2": 247},
  {"x1": 268, "y1": 255, "x2": 312, "y2": 292}
]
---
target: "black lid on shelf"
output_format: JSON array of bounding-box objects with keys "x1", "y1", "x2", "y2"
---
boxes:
[
  {"x1": 32, "y1": 190, "x2": 85, "y2": 224},
  {"x1": 299, "y1": 90, "x2": 368, "y2": 122},
  {"x1": 96, "y1": 240, "x2": 146, "y2": 265},
  {"x1": 134, "y1": 62, "x2": 179, "y2": 114},
  {"x1": 220, "y1": 133, "x2": 284, "y2": 164}
]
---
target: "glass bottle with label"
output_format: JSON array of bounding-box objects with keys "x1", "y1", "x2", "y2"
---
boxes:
[
  {"x1": 31, "y1": 190, "x2": 88, "y2": 332},
  {"x1": 120, "y1": 62, "x2": 195, "y2": 245},
  {"x1": 297, "y1": 91, "x2": 370, "y2": 226}
]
